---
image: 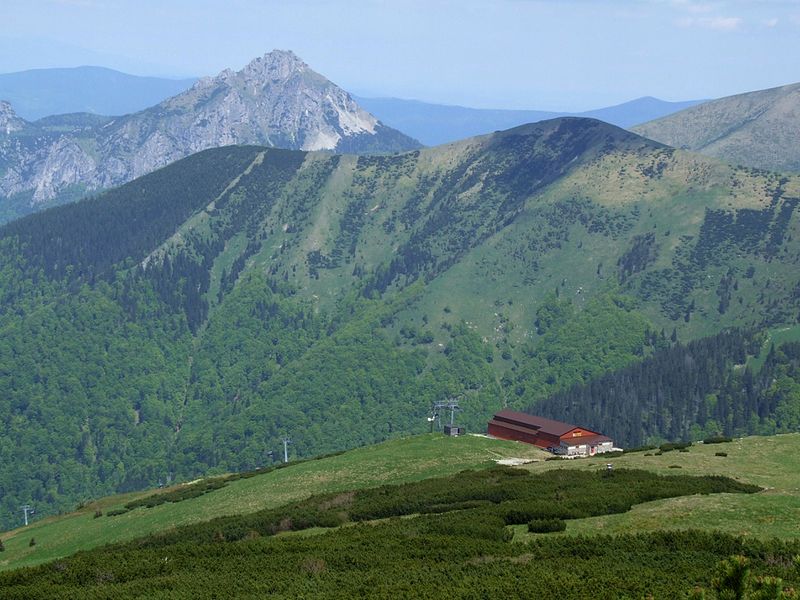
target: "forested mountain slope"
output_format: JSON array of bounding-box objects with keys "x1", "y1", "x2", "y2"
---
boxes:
[
  {"x1": 0, "y1": 50, "x2": 419, "y2": 223},
  {"x1": 1, "y1": 117, "x2": 799, "y2": 529},
  {"x1": 633, "y1": 81, "x2": 800, "y2": 173},
  {"x1": 533, "y1": 329, "x2": 800, "y2": 446}
]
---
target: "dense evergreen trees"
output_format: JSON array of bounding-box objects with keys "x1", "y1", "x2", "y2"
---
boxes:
[{"x1": 533, "y1": 331, "x2": 800, "y2": 446}]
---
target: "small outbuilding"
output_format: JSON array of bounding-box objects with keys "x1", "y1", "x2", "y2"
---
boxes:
[{"x1": 487, "y1": 409, "x2": 615, "y2": 457}]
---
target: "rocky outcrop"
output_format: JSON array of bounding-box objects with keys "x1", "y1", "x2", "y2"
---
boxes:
[
  {"x1": 0, "y1": 50, "x2": 420, "y2": 218},
  {"x1": 0, "y1": 101, "x2": 25, "y2": 134}
]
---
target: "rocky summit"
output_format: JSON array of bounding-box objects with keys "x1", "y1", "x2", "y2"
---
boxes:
[{"x1": 0, "y1": 50, "x2": 420, "y2": 221}]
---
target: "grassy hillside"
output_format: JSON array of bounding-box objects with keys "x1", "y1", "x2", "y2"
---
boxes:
[
  {"x1": 2, "y1": 431, "x2": 797, "y2": 577},
  {"x1": 2, "y1": 434, "x2": 797, "y2": 599},
  {"x1": 1, "y1": 117, "x2": 800, "y2": 528},
  {"x1": 518, "y1": 432, "x2": 800, "y2": 541},
  {"x1": 633, "y1": 81, "x2": 800, "y2": 173},
  {"x1": 0, "y1": 434, "x2": 547, "y2": 572}
]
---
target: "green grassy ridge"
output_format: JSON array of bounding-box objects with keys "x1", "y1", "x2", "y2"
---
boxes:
[
  {"x1": 2, "y1": 431, "x2": 796, "y2": 576},
  {"x1": 2, "y1": 118, "x2": 800, "y2": 528},
  {"x1": 0, "y1": 434, "x2": 548, "y2": 572},
  {"x1": 517, "y1": 432, "x2": 800, "y2": 541},
  {"x1": 0, "y1": 460, "x2": 783, "y2": 598},
  {"x1": 633, "y1": 81, "x2": 800, "y2": 173},
  {"x1": 1, "y1": 432, "x2": 797, "y2": 597}
]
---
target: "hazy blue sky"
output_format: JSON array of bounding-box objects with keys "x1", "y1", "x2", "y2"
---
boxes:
[{"x1": 3, "y1": 0, "x2": 798, "y2": 110}]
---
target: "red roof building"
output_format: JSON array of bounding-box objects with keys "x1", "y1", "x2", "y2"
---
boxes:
[{"x1": 487, "y1": 410, "x2": 614, "y2": 456}]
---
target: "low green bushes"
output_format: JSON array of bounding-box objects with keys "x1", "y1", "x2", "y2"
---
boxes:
[
  {"x1": 0, "y1": 468, "x2": 778, "y2": 600},
  {"x1": 659, "y1": 441, "x2": 692, "y2": 452},
  {"x1": 703, "y1": 435, "x2": 733, "y2": 444},
  {"x1": 108, "y1": 467, "x2": 760, "y2": 550},
  {"x1": 528, "y1": 518, "x2": 566, "y2": 533},
  {"x1": 122, "y1": 479, "x2": 227, "y2": 511},
  {"x1": 623, "y1": 445, "x2": 657, "y2": 454}
]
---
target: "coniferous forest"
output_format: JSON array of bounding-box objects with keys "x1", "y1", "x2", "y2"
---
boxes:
[{"x1": 534, "y1": 331, "x2": 800, "y2": 446}]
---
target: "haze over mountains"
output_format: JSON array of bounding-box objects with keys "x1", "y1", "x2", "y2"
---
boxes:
[
  {"x1": 357, "y1": 96, "x2": 705, "y2": 146},
  {"x1": 8, "y1": 51, "x2": 797, "y2": 233},
  {"x1": 0, "y1": 50, "x2": 419, "y2": 222},
  {"x1": 634, "y1": 82, "x2": 800, "y2": 173},
  {"x1": 1, "y1": 115, "x2": 798, "y2": 528},
  {"x1": 1, "y1": 43, "x2": 799, "y2": 552},
  {"x1": 0, "y1": 66, "x2": 197, "y2": 121},
  {"x1": 0, "y1": 63, "x2": 704, "y2": 150}
]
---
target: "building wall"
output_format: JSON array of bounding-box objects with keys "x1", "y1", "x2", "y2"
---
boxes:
[
  {"x1": 594, "y1": 441, "x2": 615, "y2": 454},
  {"x1": 559, "y1": 428, "x2": 597, "y2": 440},
  {"x1": 488, "y1": 415, "x2": 612, "y2": 453},
  {"x1": 555, "y1": 440, "x2": 615, "y2": 457},
  {"x1": 487, "y1": 422, "x2": 545, "y2": 447},
  {"x1": 534, "y1": 432, "x2": 562, "y2": 448}
]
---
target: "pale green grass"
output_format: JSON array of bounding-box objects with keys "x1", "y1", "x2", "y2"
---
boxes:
[
  {"x1": 748, "y1": 324, "x2": 800, "y2": 373},
  {"x1": 514, "y1": 433, "x2": 800, "y2": 542},
  {"x1": 0, "y1": 434, "x2": 547, "y2": 572}
]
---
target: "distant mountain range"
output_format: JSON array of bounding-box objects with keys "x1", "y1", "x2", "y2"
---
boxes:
[
  {"x1": 0, "y1": 66, "x2": 197, "y2": 121},
  {"x1": 634, "y1": 82, "x2": 800, "y2": 173},
  {"x1": 0, "y1": 50, "x2": 420, "y2": 222},
  {"x1": 0, "y1": 64, "x2": 704, "y2": 149},
  {"x1": 357, "y1": 96, "x2": 705, "y2": 146}
]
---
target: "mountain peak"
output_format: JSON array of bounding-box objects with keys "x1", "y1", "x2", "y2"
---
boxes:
[
  {"x1": 167, "y1": 49, "x2": 420, "y2": 153},
  {"x1": 190, "y1": 50, "x2": 309, "y2": 91},
  {"x1": 262, "y1": 49, "x2": 307, "y2": 67},
  {"x1": 0, "y1": 51, "x2": 421, "y2": 213},
  {"x1": 238, "y1": 49, "x2": 309, "y2": 81},
  {"x1": 0, "y1": 99, "x2": 15, "y2": 117},
  {"x1": 494, "y1": 116, "x2": 661, "y2": 149}
]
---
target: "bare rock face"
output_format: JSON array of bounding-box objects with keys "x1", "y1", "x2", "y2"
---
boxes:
[
  {"x1": 0, "y1": 101, "x2": 25, "y2": 134},
  {"x1": 0, "y1": 50, "x2": 420, "y2": 217},
  {"x1": 31, "y1": 137, "x2": 96, "y2": 202}
]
